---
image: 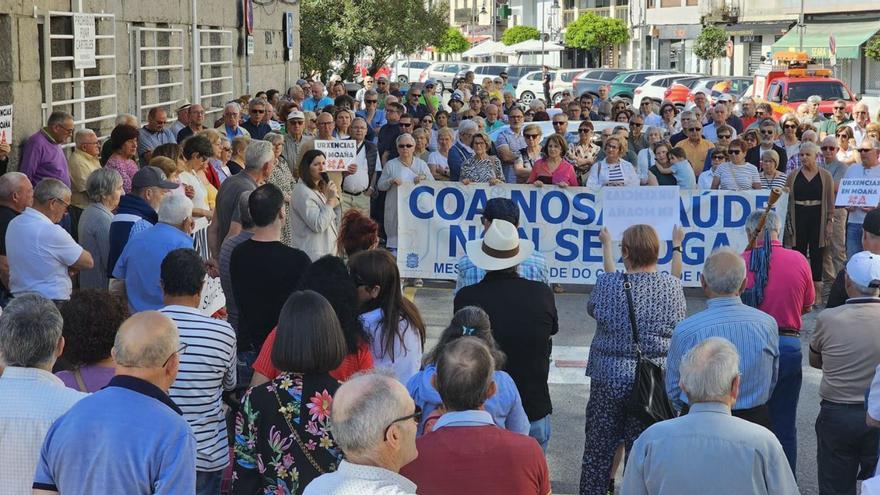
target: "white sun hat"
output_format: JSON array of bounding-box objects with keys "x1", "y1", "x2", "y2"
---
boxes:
[{"x1": 465, "y1": 219, "x2": 534, "y2": 272}]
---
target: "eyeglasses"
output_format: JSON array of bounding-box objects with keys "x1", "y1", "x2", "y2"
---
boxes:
[
  {"x1": 163, "y1": 343, "x2": 187, "y2": 368},
  {"x1": 251, "y1": 109, "x2": 266, "y2": 114},
  {"x1": 663, "y1": 107, "x2": 674, "y2": 112},
  {"x1": 640, "y1": 101, "x2": 651, "y2": 106},
  {"x1": 821, "y1": 146, "x2": 837, "y2": 151},
  {"x1": 834, "y1": 106, "x2": 846, "y2": 110},
  {"x1": 397, "y1": 143, "x2": 414, "y2": 148},
  {"x1": 859, "y1": 148, "x2": 875, "y2": 153},
  {"x1": 378, "y1": 81, "x2": 387, "y2": 85},
  {"x1": 630, "y1": 123, "x2": 643, "y2": 127},
  {"x1": 712, "y1": 155, "x2": 727, "y2": 160},
  {"x1": 472, "y1": 140, "x2": 487, "y2": 146},
  {"x1": 422, "y1": 119, "x2": 433, "y2": 124},
  {"x1": 552, "y1": 121, "x2": 566, "y2": 126},
  {"x1": 410, "y1": 93, "x2": 422, "y2": 97},
  {"x1": 524, "y1": 134, "x2": 540, "y2": 139},
  {"x1": 51, "y1": 196, "x2": 70, "y2": 210},
  {"x1": 760, "y1": 130, "x2": 775, "y2": 135},
  {"x1": 687, "y1": 127, "x2": 702, "y2": 132},
  {"x1": 425, "y1": 85, "x2": 434, "y2": 89},
  {"x1": 365, "y1": 99, "x2": 378, "y2": 104},
  {"x1": 729, "y1": 150, "x2": 742, "y2": 155},
  {"x1": 222, "y1": 147, "x2": 232, "y2": 152},
  {"x1": 579, "y1": 129, "x2": 592, "y2": 134},
  {"x1": 717, "y1": 134, "x2": 731, "y2": 139},
  {"x1": 400, "y1": 123, "x2": 413, "y2": 128},
  {"x1": 783, "y1": 124, "x2": 798, "y2": 129},
  {"x1": 383, "y1": 405, "x2": 422, "y2": 439}
]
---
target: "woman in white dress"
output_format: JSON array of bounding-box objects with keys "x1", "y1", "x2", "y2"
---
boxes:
[{"x1": 377, "y1": 133, "x2": 434, "y2": 252}]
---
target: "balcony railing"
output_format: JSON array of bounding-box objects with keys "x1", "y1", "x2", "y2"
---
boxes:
[{"x1": 561, "y1": 5, "x2": 629, "y2": 26}]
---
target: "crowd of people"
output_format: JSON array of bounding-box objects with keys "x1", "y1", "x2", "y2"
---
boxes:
[{"x1": 0, "y1": 70, "x2": 879, "y2": 495}]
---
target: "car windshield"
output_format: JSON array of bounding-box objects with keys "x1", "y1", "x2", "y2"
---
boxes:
[{"x1": 787, "y1": 81, "x2": 850, "y2": 102}]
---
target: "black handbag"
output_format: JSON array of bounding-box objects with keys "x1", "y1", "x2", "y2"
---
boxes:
[{"x1": 622, "y1": 273, "x2": 677, "y2": 426}]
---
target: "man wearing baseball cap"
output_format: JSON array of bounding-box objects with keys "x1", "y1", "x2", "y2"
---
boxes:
[
  {"x1": 282, "y1": 110, "x2": 306, "y2": 170},
  {"x1": 447, "y1": 91, "x2": 465, "y2": 129},
  {"x1": 810, "y1": 249, "x2": 880, "y2": 494},
  {"x1": 454, "y1": 214, "x2": 558, "y2": 452},
  {"x1": 827, "y1": 208, "x2": 880, "y2": 308}
]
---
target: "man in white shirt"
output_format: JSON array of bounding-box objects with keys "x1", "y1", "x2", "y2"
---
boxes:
[
  {"x1": 304, "y1": 371, "x2": 419, "y2": 495},
  {"x1": 850, "y1": 102, "x2": 871, "y2": 147},
  {"x1": 0, "y1": 295, "x2": 86, "y2": 493},
  {"x1": 340, "y1": 118, "x2": 378, "y2": 217},
  {"x1": 6, "y1": 178, "x2": 93, "y2": 301},
  {"x1": 159, "y1": 248, "x2": 236, "y2": 493}
]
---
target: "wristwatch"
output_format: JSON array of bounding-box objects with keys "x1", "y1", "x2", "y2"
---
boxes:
[{"x1": 672, "y1": 246, "x2": 682, "y2": 253}]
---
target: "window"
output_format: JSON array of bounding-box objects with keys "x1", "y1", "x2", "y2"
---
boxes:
[
  {"x1": 560, "y1": 71, "x2": 579, "y2": 82},
  {"x1": 767, "y1": 83, "x2": 782, "y2": 103},
  {"x1": 413, "y1": 62, "x2": 430, "y2": 69},
  {"x1": 685, "y1": 0, "x2": 698, "y2": 5},
  {"x1": 483, "y1": 66, "x2": 505, "y2": 76},
  {"x1": 660, "y1": 0, "x2": 680, "y2": 6},
  {"x1": 400, "y1": 61, "x2": 409, "y2": 68},
  {"x1": 787, "y1": 82, "x2": 850, "y2": 102},
  {"x1": 527, "y1": 72, "x2": 542, "y2": 81}
]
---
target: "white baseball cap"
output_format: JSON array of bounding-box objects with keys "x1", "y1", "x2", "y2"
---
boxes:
[{"x1": 846, "y1": 251, "x2": 880, "y2": 288}]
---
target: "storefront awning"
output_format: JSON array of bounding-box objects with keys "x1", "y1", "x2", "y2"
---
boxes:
[{"x1": 771, "y1": 20, "x2": 880, "y2": 59}]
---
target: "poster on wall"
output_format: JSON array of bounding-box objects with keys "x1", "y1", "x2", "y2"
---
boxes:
[
  {"x1": 0, "y1": 105, "x2": 11, "y2": 144},
  {"x1": 73, "y1": 14, "x2": 96, "y2": 69}
]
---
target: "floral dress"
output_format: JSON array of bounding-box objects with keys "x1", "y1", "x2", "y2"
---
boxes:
[
  {"x1": 460, "y1": 155, "x2": 504, "y2": 183},
  {"x1": 234, "y1": 372, "x2": 342, "y2": 495},
  {"x1": 268, "y1": 156, "x2": 296, "y2": 247}
]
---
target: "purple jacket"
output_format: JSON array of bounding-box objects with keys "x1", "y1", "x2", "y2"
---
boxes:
[{"x1": 20, "y1": 130, "x2": 70, "y2": 186}]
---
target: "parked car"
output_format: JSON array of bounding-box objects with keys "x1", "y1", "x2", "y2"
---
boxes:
[
  {"x1": 505, "y1": 64, "x2": 543, "y2": 89},
  {"x1": 686, "y1": 77, "x2": 750, "y2": 103},
  {"x1": 515, "y1": 70, "x2": 553, "y2": 104},
  {"x1": 572, "y1": 68, "x2": 629, "y2": 98},
  {"x1": 452, "y1": 63, "x2": 508, "y2": 92},
  {"x1": 488, "y1": 119, "x2": 619, "y2": 145},
  {"x1": 551, "y1": 69, "x2": 588, "y2": 103},
  {"x1": 390, "y1": 59, "x2": 432, "y2": 85},
  {"x1": 633, "y1": 73, "x2": 701, "y2": 107},
  {"x1": 419, "y1": 62, "x2": 472, "y2": 93},
  {"x1": 663, "y1": 77, "x2": 704, "y2": 107},
  {"x1": 608, "y1": 70, "x2": 674, "y2": 103},
  {"x1": 750, "y1": 66, "x2": 856, "y2": 118}
]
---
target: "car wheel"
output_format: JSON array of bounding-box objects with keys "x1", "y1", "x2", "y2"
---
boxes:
[
  {"x1": 520, "y1": 91, "x2": 535, "y2": 104},
  {"x1": 398, "y1": 75, "x2": 408, "y2": 85}
]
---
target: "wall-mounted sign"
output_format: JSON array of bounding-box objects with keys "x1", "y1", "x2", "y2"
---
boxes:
[{"x1": 73, "y1": 14, "x2": 96, "y2": 69}]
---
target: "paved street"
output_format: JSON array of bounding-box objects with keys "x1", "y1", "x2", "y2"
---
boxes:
[{"x1": 411, "y1": 282, "x2": 823, "y2": 495}]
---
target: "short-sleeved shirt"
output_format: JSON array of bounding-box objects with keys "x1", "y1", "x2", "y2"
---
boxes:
[
  {"x1": 821, "y1": 159, "x2": 849, "y2": 187},
  {"x1": 6, "y1": 208, "x2": 83, "y2": 300},
  {"x1": 811, "y1": 299, "x2": 880, "y2": 403},
  {"x1": 494, "y1": 127, "x2": 527, "y2": 169},
  {"x1": 137, "y1": 126, "x2": 177, "y2": 166},
  {"x1": 742, "y1": 240, "x2": 814, "y2": 330},
  {"x1": 214, "y1": 171, "x2": 257, "y2": 246},
  {"x1": 715, "y1": 162, "x2": 760, "y2": 191},
  {"x1": 675, "y1": 138, "x2": 715, "y2": 179}
]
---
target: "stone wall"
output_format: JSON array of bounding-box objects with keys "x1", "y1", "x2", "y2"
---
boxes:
[{"x1": 0, "y1": 0, "x2": 300, "y2": 170}]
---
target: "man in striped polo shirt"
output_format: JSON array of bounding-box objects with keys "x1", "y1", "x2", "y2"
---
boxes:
[{"x1": 159, "y1": 248, "x2": 237, "y2": 494}]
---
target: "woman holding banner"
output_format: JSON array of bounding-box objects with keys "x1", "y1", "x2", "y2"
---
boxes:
[
  {"x1": 514, "y1": 123, "x2": 544, "y2": 183},
  {"x1": 377, "y1": 133, "x2": 434, "y2": 254},
  {"x1": 460, "y1": 132, "x2": 504, "y2": 185},
  {"x1": 585, "y1": 137, "x2": 639, "y2": 188},
  {"x1": 528, "y1": 134, "x2": 578, "y2": 187},
  {"x1": 783, "y1": 141, "x2": 834, "y2": 302}
]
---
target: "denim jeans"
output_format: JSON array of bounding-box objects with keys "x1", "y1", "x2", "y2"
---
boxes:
[
  {"x1": 846, "y1": 222, "x2": 863, "y2": 260},
  {"x1": 529, "y1": 414, "x2": 551, "y2": 453},
  {"x1": 816, "y1": 401, "x2": 879, "y2": 495},
  {"x1": 768, "y1": 335, "x2": 802, "y2": 476},
  {"x1": 235, "y1": 350, "x2": 258, "y2": 397},
  {"x1": 196, "y1": 469, "x2": 224, "y2": 495}
]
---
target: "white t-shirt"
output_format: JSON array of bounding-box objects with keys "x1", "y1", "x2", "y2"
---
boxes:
[
  {"x1": 427, "y1": 151, "x2": 449, "y2": 173},
  {"x1": 360, "y1": 307, "x2": 422, "y2": 383},
  {"x1": 7, "y1": 208, "x2": 83, "y2": 300},
  {"x1": 179, "y1": 171, "x2": 210, "y2": 231}
]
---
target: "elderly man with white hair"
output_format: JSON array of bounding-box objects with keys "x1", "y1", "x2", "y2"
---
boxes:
[
  {"x1": 112, "y1": 193, "x2": 195, "y2": 312},
  {"x1": 304, "y1": 370, "x2": 419, "y2": 495},
  {"x1": 67, "y1": 128, "x2": 101, "y2": 221},
  {"x1": 811, "y1": 250, "x2": 880, "y2": 494},
  {"x1": 221, "y1": 102, "x2": 249, "y2": 141},
  {"x1": 0, "y1": 295, "x2": 86, "y2": 493},
  {"x1": 447, "y1": 119, "x2": 477, "y2": 181},
  {"x1": 6, "y1": 178, "x2": 93, "y2": 302},
  {"x1": 0, "y1": 172, "x2": 33, "y2": 302},
  {"x1": 622, "y1": 338, "x2": 798, "y2": 495},
  {"x1": 666, "y1": 248, "x2": 779, "y2": 427},
  {"x1": 849, "y1": 102, "x2": 871, "y2": 147},
  {"x1": 33, "y1": 311, "x2": 196, "y2": 494}
]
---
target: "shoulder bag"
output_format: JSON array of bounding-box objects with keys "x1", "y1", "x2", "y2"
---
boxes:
[{"x1": 622, "y1": 273, "x2": 676, "y2": 426}]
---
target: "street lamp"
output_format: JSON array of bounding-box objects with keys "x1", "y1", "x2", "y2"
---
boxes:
[{"x1": 541, "y1": 0, "x2": 561, "y2": 66}]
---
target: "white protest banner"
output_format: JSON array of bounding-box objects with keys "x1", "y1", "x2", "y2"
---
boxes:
[
  {"x1": 315, "y1": 140, "x2": 356, "y2": 172},
  {"x1": 0, "y1": 105, "x2": 11, "y2": 144},
  {"x1": 396, "y1": 183, "x2": 788, "y2": 287},
  {"x1": 199, "y1": 276, "x2": 226, "y2": 316},
  {"x1": 73, "y1": 14, "x2": 96, "y2": 69},
  {"x1": 602, "y1": 186, "x2": 680, "y2": 240},
  {"x1": 835, "y1": 177, "x2": 880, "y2": 207}
]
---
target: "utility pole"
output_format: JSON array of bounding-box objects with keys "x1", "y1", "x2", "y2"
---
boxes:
[{"x1": 798, "y1": 0, "x2": 804, "y2": 52}]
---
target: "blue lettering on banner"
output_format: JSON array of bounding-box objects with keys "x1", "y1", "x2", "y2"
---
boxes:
[{"x1": 397, "y1": 184, "x2": 786, "y2": 287}]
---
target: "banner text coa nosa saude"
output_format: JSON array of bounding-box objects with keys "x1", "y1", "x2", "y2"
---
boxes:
[{"x1": 395, "y1": 183, "x2": 788, "y2": 287}]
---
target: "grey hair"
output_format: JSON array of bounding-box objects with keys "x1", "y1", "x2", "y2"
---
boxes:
[
  {"x1": 821, "y1": 136, "x2": 838, "y2": 148},
  {"x1": 807, "y1": 95, "x2": 822, "y2": 104},
  {"x1": 263, "y1": 132, "x2": 284, "y2": 146},
  {"x1": 86, "y1": 168, "x2": 123, "y2": 203},
  {"x1": 224, "y1": 102, "x2": 241, "y2": 114},
  {"x1": 244, "y1": 140, "x2": 275, "y2": 171},
  {"x1": 457, "y1": 119, "x2": 478, "y2": 134},
  {"x1": 679, "y1": 110, "x2": 694, "y2": 120},
  {"x1": 112, "y1": 312, "x2": 179, "y2": 368},
  {"x1": 47, "y1": 111, "x2": 72, "y2": 127},
  {"x1": 528, "y1": 99, "x2": 545, "y2": 111},
  {"x1": 364, "y1": 89, "x2": 378, "y2": 98},
  {"x1": 395, "y1": 132, "x2": 415, "y2": 147},
  {"x1": 331, "y1": 369, "x2": 408, "y2": 454},
  {"x1": 115, "y1": 113, "x2": 138, "y2": 126},
  {"x1": 74, "y1": 128, "x2": 96, "y2": 147},
  {"x1": 33, "y1": 178, "x2": 70, "y2": 205},
  {"x1": 848, "y1": 278, "x2": 880, "y2": 297},
  {"x1": 0, "y1": 172, "x2": 29, "y2": 201},
  {"x1": 702, "y1": 248, "x2": 746, "y2": 295},
  {"x1": 249, "y1": 97, "x2": 268, "y2": 109},
  {"x1": 0, "y1": 294, "x2": 63, "y2": 367},
  {"x1": 746, "y1": 209, "x2": 780, "y2": 236},
  {"x1": 799, "y1": 141, "x2": 820, "y2": 156},
  {"x1": 158, "y1": 194, "x2": 193, "y2": 225},
  {"x1": 645, "y1": 126, "x2": 662, "y2": 139},
  {"x1": 680, "y1": 337, "x2": 740, "y2": 403}
]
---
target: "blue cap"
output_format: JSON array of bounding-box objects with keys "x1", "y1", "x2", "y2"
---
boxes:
[
  {"x1": 479, "y1": 197, "x2": 519, "y2": 225},
  {"x1": 425, "y1": 79, "x2": 437, "y2": 87}
]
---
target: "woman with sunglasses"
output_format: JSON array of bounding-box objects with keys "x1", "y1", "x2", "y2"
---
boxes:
[
  {"x1": 712, "y1": 139, "x2": 761, "y2": 190},
  {"x1": 759, "y1": 149, "x2": 787, "y2": 190},
  {"x1": 515, "y1": 123, "x2": 544, "y2": 183},
  {"x1": 527, "y1": 134, "x2": 578, "y2": 188},
  {"x1": 377, "y1": 133, "x2": 434, "y2": 254},
  {"x1": 586, "y1": 136, "x2": 639, "y2": 187},
  {"x1": 233, "y1": 291, "x2": 347, "y2": 495},
  {"x1": 659, "y1": 102, "x2": 680, "y2": 137},
  {"x1": 776, "y1": 114, "x2": 802, "y2": 162},
  {"x1": 303, "y1": 110, "x2": 318, "y2": 136},
  {"x1": 349, "y1": 249, "x2": 427, "y2": 383},
  {"x1": 699, "y1": 147, "x2": 727, "y2": 189},
  {"x1": 421, "y1": 114, "x2": 438, "y2": 151},
  {"x1": 461, "y1": 131, "x2": 504, "y2": 186},
  {"x1": 835, "y1": 126, "x2": 858, "y2": 165},
  {"x1": 179, "y1": 136, "x2": 217, "y2": 258},
  {"x1": 569, "y1": 121, "x2": 601, "y2": 185}
]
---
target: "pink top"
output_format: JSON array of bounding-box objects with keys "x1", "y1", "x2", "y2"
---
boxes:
[
  {"x1": 742, "y1": 240, "x2": 814, "y2": 331},
  {"x1": 527, "y1": 158, "x2": 579, "y2": 187},
  {"x1": 105, "y1": 155, "x2": 140, "y2": 193}
]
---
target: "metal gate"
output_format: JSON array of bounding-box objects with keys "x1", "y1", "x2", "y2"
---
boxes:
[
  {"x1": 131, "y1": 26, "x2": 186, "y2": 123},
  {"x1": 194, "y1": 28, "x2": 235, "y2": 119},
  {"x1": 748, "y1": 40, "x2": 764, "y2": 75},
  {"x1": 42, "y1": 11, "x2": 118, "y2": 143}
]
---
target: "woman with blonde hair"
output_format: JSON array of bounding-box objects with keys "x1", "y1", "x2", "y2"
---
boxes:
[
  {"x1": 515, "y1": 123, "x2": 544, "y2": 182},
  {"x1": 412, "y1": 127, "x2": 431, "y2": 162},
  {"x1": 460, "y1": 131, "x2": 504, "y2": 185},
  {"x1": 427, "y1": 127, "x2": 454, "y2": 179}
]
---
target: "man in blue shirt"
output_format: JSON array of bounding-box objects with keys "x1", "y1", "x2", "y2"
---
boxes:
[
  {"x1": 113, "y1": 194, "x2": 195, "y2": 312},
  {"x1": 33, "y1": 311, "x2": 197, "y2": 494},
  {"x1": 302, "y1": 81, "x2": 333, "y2": 112},
  {"x1": 241, "y1": 98, "x2": 272, "y2": 141},
  {"x1": 137, "y1": 107, "x2": 177, "y2": 167},
  {"x1": 666, "y1": 248, "x2": 779, "y2": 427},
  {"x1": 623, "y1": 337, "x2": 797, "y2": 495}
]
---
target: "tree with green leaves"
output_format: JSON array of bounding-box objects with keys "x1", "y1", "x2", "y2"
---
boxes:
[
  {"x1": 564, "y1": 13, "x2": 630, "y2": 66},
  {"x1": 501, "y1": 25, "x2": 540, "y2": 46},
  {"x1": 437, "y1": 27, "x2": 470, "y2": 55},
  {"x1": 694, "y1": 26, "x2": 728, "y2": 61}
]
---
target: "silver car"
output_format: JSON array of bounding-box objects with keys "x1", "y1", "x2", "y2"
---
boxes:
[{"x1": 419, "y1": 62, "x2": 472, "y2": 94}]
